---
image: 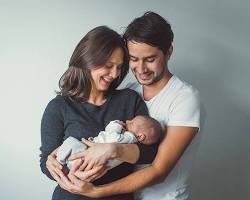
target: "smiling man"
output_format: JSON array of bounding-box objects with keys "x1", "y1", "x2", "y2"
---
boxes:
[{"x1": 97, "y1": 11, "x2": 200, "y2": 200}]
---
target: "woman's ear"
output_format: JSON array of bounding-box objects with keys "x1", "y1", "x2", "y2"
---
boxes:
[{"x1": 136, "y1": 133, "x2": 145, "y2": 142}]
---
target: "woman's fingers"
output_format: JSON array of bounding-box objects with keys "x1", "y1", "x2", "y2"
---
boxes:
[
  {"x1": 47, "y1": 154, "x2": 62, "y2": 169},
  {"x1": 85, "y1": 166, "x2": 108, "y2": 182},
  {"x1": 68, "y1": 151, "x2": 86, "y2": 161},
  {"x1": 74, "y1": 165, "x2": 103, "y2": 181},
  {"x1": 47, "y1": 147, "x2": 63, "y2": 170},
  {"x1": 59, "y1": 174, "x2": 75, "y2": 191},
  {"x1": 84, "y1": 161, "x2": 95, "y2": 171},
  {"x1": 48, "y1": 167, "x2": 60, "y2": 181},
  {"x1": 54, "y1": 167, "x2": 66, "y2": 178},
  {"x1": 68, "y1": 172, "x2": 82, "y2": 185},
  {"x1": 51, "y1": 147, "x2": 59, "y2": 156},
  {"x1": 46, "y1": 148, "x2": 64, "y2": 181},
  {"x1": 70, "y1": 159, "x2": 83, "y2": 174},
  {"x1": 48, "y1": 164, "x2": 69, "y2": 191},
  {"x1": 81, "y1": 138, "x2": 95, "y2": 147},
  {"x1": 79, "y1": 160, "x2": 88, "y2": 171}
]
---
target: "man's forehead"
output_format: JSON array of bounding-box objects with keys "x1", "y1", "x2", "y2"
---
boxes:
[{"x1": 127, "y1": 41, "x2": 160, "y2": 57}]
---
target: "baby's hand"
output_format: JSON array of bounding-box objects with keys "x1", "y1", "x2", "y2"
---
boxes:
[{"x1": 117, "y1": 121, "x2": 126, "y2": 130}]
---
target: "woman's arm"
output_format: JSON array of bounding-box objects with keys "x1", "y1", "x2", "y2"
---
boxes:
[
  {"x1": 40, "y1": 97, "x2": 64, "y2": 180},
  {"x1": 69, "y1": 132, "x2": 159, "y2": 170}
]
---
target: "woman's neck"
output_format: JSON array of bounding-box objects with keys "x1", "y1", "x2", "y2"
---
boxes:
[{"x1": 88, "y1": 90, "x2": 107, "y2": 106}]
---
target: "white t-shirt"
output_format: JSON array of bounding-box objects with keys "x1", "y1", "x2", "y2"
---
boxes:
[{"x1": 123, "y1": 75, "x2": 200, "y2": 200}]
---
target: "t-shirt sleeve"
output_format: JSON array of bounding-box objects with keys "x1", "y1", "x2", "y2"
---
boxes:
[
  {"x1": 168, "y1": 88, "x2": 200, "y2": 128},
  {"x1": 39, "y1": 97, "x2": 65, "y2": 180}
]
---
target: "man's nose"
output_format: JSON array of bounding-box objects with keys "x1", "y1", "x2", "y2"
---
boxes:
[{"x1": 136, "y1": 61, "x2": 147, "y2": 74}]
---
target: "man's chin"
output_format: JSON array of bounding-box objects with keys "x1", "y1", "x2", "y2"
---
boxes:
[{"x1": 137, "y1": 79, "x2": 153, "y2": 85}]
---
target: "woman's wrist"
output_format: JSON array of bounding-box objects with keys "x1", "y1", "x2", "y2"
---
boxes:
[
  {"x1": 108, "y1": 143, "x2": 119, "y2": 160},
  {"x1": 112, "y1": 144, "x2": 140, "y2": 164}
]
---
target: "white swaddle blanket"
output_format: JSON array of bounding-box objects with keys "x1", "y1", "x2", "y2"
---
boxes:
[{"x1": 56, "y1": 120, "x2": 137, "y2": 169}]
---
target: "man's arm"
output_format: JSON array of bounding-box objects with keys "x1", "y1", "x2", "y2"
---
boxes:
[{"x1": 92, "y1": 126, "x2": 198, "y2": 197}]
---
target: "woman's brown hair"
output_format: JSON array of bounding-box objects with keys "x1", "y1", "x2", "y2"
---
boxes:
[{"x1": 58, "y1": 26, "x2": 129, "y2": 102}]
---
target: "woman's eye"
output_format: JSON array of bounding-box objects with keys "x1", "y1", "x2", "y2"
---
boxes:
[
  {"x1": 117, "y1": 65, "x2": 122, "y2": 70},
  {"x1": 105, "y1": 64, "x2": 113, "y2": 68}
]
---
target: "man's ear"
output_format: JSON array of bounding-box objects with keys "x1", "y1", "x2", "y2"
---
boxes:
[
  {"x1": 136, "y1": 133, "x2": 145, "y2": 142},
  {"x1": 166, "y1": 45, "x2": 173, "y2": 59}
]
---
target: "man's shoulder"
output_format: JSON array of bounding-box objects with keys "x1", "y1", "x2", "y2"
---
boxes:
[{"x1": 171, "y1": 76, "x2": 199, "y2": 99}]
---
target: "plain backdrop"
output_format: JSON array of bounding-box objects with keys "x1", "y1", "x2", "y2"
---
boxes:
[{"x1": 0, "y1": 0, "x2": 249, "y2": 199}]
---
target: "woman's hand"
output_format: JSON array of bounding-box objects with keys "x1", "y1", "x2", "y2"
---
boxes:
[
  {"x1": 54, "y1": 168, "x2": 99, "y2": 198},
  {"x1": 69, "y1": 158, "x2": 108, "y2": 182},
  {"x1": 46, "y1": 148, "x2": 66, "y2": 183},
  {"x1": 69, "y1": 138, "x2": 117, "y2": 171}
]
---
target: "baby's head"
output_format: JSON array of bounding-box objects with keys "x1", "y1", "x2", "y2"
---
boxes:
[{"x1": 126, "y1": 115, "x2": 162, "y2": 145}]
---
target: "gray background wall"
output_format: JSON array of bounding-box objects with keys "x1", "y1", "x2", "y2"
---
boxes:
[{"x1": 0, "y1": 0, "x2": 249, "y2": 199}]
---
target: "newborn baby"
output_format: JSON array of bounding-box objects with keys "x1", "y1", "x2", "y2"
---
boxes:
[{"x1": 56, "y1": 115, "x2": 162, "y2": 169}]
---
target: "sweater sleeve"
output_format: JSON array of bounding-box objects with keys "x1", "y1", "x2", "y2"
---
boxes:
[
  {"x1": 133, "y1": 93, "x2": 159, "y2": 164},
  {"x1": 39, "y1": 97, "x2": 65, "y2": 180}
]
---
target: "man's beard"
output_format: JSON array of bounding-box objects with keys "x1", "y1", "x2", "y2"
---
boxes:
[{"x1": 135, "y1": 67, "x2": 165, "y2": 86}]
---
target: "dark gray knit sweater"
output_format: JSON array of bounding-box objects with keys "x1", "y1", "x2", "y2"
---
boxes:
[{"x1": 40, "y1": 88, "x2": 158, "y2": 200}]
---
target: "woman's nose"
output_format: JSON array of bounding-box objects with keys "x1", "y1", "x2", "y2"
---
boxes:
[{"x1": 110, "y1": 66, "x2": 120, "y2": 78}]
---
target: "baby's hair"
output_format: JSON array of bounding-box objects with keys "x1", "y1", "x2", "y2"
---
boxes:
[{"x1": 140, "y1": 116, "x2": 162, "y2": 144}]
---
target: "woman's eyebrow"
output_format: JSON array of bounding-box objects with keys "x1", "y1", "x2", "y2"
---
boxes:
[{"x1": 106, "y1": 61, "x2": 123, "y2": 66}]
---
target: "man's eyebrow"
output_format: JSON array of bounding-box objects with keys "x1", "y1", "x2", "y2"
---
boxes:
[
  {"x1": 144, "y1": 55, "x2": 157, "y2": 59},
  {"x1": 129, "y1": 55, "x2": 137, "y2": 58},
  {"x1": 129, "y1": 55, "x2": 157, "y2": 59}
]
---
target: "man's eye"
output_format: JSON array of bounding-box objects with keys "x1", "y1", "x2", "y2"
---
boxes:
[
  {"x1": 129, "y1": 57, "x2": 137, "y2": 62},
  {"x1": 146, "y1": 58, "x2": 155, "y2": 62}
]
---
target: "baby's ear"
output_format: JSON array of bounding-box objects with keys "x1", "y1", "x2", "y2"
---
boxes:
[{"x1": 136, "y1": 133, "x2": 145, "y2": 142}]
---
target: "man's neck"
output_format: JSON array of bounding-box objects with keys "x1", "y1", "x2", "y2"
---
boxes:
[{"x1": 143, "y1": 72, "x2": 172, "y2": 101}]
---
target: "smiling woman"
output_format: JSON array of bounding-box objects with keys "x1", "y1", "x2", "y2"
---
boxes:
[
  {"x1": 57, "y1": 26, "x2": 128, "y2": 103},
  {"x1": 40, "y1": 26, "x2": 158, "y2": 200},
  {"x1": 90, "y1": 48, "x2": 124, "y2": 99}
]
